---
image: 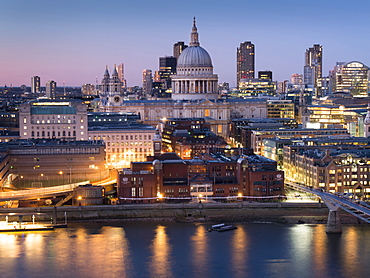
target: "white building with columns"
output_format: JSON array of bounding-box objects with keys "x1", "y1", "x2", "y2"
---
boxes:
[
  {"x1": 171, "y1": 18, "x2": 219, "y2": 101},
  {"x1": 99, "y1": 19, "x2": 268, "y2": 138}
]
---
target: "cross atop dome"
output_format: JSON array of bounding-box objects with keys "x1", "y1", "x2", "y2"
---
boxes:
[{"x1": 190, "y1": 17, "x2": 200, "y2": 47}]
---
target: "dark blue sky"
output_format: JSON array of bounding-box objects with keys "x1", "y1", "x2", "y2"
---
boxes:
[{"x1": 1, "y1": 0, "x2": 370, "y2": 87}]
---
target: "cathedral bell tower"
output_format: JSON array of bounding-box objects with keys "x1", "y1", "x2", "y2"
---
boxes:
[{"x1": 99, "y1": 65, "x2": 124, "y2": 107}]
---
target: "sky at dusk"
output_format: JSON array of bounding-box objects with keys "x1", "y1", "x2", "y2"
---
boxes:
[{"x1": 1, "y1": 0, "x2": 370, "y2": 88}]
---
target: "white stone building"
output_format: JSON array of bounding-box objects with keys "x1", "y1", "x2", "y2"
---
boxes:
[
  {"x1": 88, "y1": 125, "x2": 156, "y2": 168},
  {"x1": 19, "y1": 100, "x2": 88, "y2": 140}
]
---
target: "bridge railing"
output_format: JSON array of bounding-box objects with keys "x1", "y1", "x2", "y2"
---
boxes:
[{"x1": 0, "y1": 181, "x2": 90, "y2": 200}]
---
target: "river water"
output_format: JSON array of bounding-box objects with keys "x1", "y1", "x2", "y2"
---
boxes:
[{"x1": 0, "y1": 222, "x2": 369, "y2": 278}]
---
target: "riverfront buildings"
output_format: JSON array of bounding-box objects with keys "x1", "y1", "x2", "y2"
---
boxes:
[
  {"x1": 283, "y1": 145, "x2": 370, "y2": 199},
  {"x1": 118, "y1": 148, "x2": 284, "y2": 202}
]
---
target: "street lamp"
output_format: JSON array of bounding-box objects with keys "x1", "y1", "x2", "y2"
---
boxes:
[
  {"x1": 77, "y1": 195, "x2": 82, "y2": 206},
  {"x1": 198, "y1": 194, "x2": 203, "y2": 203},
  {"x1": 58, "y1": 171, "x2": 63, "y2": 185}
]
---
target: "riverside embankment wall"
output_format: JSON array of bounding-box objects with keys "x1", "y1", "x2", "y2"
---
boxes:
[{"x1": 0, "y1": 202, "x2": 363, "y2": 224}]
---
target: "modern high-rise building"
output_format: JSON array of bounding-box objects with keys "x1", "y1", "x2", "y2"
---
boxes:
[
  {"x1": 173, "y1": 41, "x2": 188, "y2": 59},
  {"x1": 332, "y1": 61, "x2": 370, "y2": 97},
  {"x1": 304, "y1": 44, "x2": 322, "y2": 88},
  {"x1": 237, "y1": 41, "x2": 255, "y2": 85},
  {"x1": 258, "y1": 71, "x2": 272, "y2": 80},
  {"x1": 45, "y1": 80, "x2": 56, "y2": 99},
  {"x1": 117, "y1": 63, "x2": 127, "y2": 91},
  {"x1": 291, "y1": 74, "x2": 303, "y2": 85},
  {"x1": 159, "y1": 56, "x2": 177, "y2": 89},
  {"x1": 31, "y1": 76, "x2": 41, "y2": 93},
  {"x1": 142, "y1": 69, "x2": 153, "y2": 98}
]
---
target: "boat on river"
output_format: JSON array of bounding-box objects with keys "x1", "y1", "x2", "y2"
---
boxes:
[{"x1": 208, "y1": 223, "x2": 237, "y2": 232}]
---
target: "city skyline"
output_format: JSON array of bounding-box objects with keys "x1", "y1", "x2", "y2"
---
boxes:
[{"x1": 1, "y1": 0, "x2": 370, "y2": 87}]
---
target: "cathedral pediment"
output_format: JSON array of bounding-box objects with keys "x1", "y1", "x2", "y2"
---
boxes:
[{"x1": 198, "y1": 99, "x2": 216, "y2": 106}]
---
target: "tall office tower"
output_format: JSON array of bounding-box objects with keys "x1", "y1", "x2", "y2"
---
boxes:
[
  {"x1": 237, "y1": 41, "x2": 255, "y2": 85},
  {"x1": 304, "y1": 44, "x2": 322, "y2": 88},
  {"x1": 142, "y1": 69, "x2": 153, "y2": 98},
  {"x1": 159, "y1": 56, "x2": 177, "y2": 89},
  {"x1": 45, "y1": 80, "x2": 57, "y2": 99},
  {"x1": 291, "y1": 73, "x2": 303, "y2": 85},
  {"x1": 31, "y1": 76, "x2": 41, "y2": 93},
  {"x1": 258, "y1": 71, "x2": 273, "y2": 80},
  {"x1": 117, "y1": 63, "x2": 127, "y2": 91},
  {"x1": 173, "y1": 41, "x2": 188, "y2": 59},
  {"x1": 277, "y1": 80, "x2": 289, "y2": 94}
]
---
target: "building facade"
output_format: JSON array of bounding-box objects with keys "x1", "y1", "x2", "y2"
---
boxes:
[
  {"x1": 31, "y1": 76, "x2": 41, "y2": 94},
  {"x1": 304, "y1": 44, "x2": 322, "y2": 89},
  {"x1": 46, "y1": 80, "x2": 57, "y2": 99},
  {"x1": 117, "y1": 149, "x2": 284, "y2": 203},
  {"x1": 4, "y1": 139, "x2": 107, "y2": 188},
  {"x1": 173, "y1": 41, "x2": 188, "y2": 59},
  {"x1": 332, "y1": 61, "x2": 369, "y2": 97},
  {"x1": 237, "y1": 41, "x2": 255, "y2": 85},
  {"x1": 81, "y1": 84, "x2": 96, "y2": 96},
  {"x1": 171, "y1": 19, "x2": 219, "y2": 101},
  {"x1": 284, "y1": 147, "x2": 370, "y2": 199},
  {"x1": 88, "y1": 125, "x2": 156, "y2": 168},
  {"x1": 19, "y1": 100, "x2": 88, "y2": 140},
  {"x1": 142, "y1": 69, "x2": 153, "y2": 98}
]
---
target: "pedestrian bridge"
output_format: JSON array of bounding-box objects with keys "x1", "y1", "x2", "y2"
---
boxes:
[{"x1": 286, "y1": 182, "x2": 370, "y2": 232}]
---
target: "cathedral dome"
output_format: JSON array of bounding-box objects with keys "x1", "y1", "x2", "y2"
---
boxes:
[
  {"x1": 177, "y1": 46, "x2": 212, "y2": 67},
  {"x1": 171, "y1": 18, "x2": 219, "y2": 101}
]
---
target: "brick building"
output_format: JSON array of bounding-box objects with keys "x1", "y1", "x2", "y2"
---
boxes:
[{"x1": 117, "y1": 148, "x2": 284, "y2": 203}]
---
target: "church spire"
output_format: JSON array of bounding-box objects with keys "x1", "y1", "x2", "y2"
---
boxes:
[
  {"x1": 189, "y1": 17, "x2": 200, "y2": 47},
  {"x1": 104, "y1": 65, "x2": 110, "y2": 78},
  {"x1": 112, "y1": 64, "x2": 118, "y2": 76}
]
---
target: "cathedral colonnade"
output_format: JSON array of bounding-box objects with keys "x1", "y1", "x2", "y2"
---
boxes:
[{"x1": 173, "y1": 79, "x2": 217, "y2": 94}]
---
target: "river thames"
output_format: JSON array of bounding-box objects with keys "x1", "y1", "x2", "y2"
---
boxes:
[{"x1": 0, "y1": 222, "x2": 369, "y2": 278}]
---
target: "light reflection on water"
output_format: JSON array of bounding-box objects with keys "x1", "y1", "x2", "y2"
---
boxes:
[
  {"x1": 148, "y1": 225, "x2": 172, "y2": 278},
  {"x1": 190, "y1": 225, "x2": 209, "y2": 277},
  {"x1": 0, "y1": 223, "x2": 370, "y2": 278}
]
